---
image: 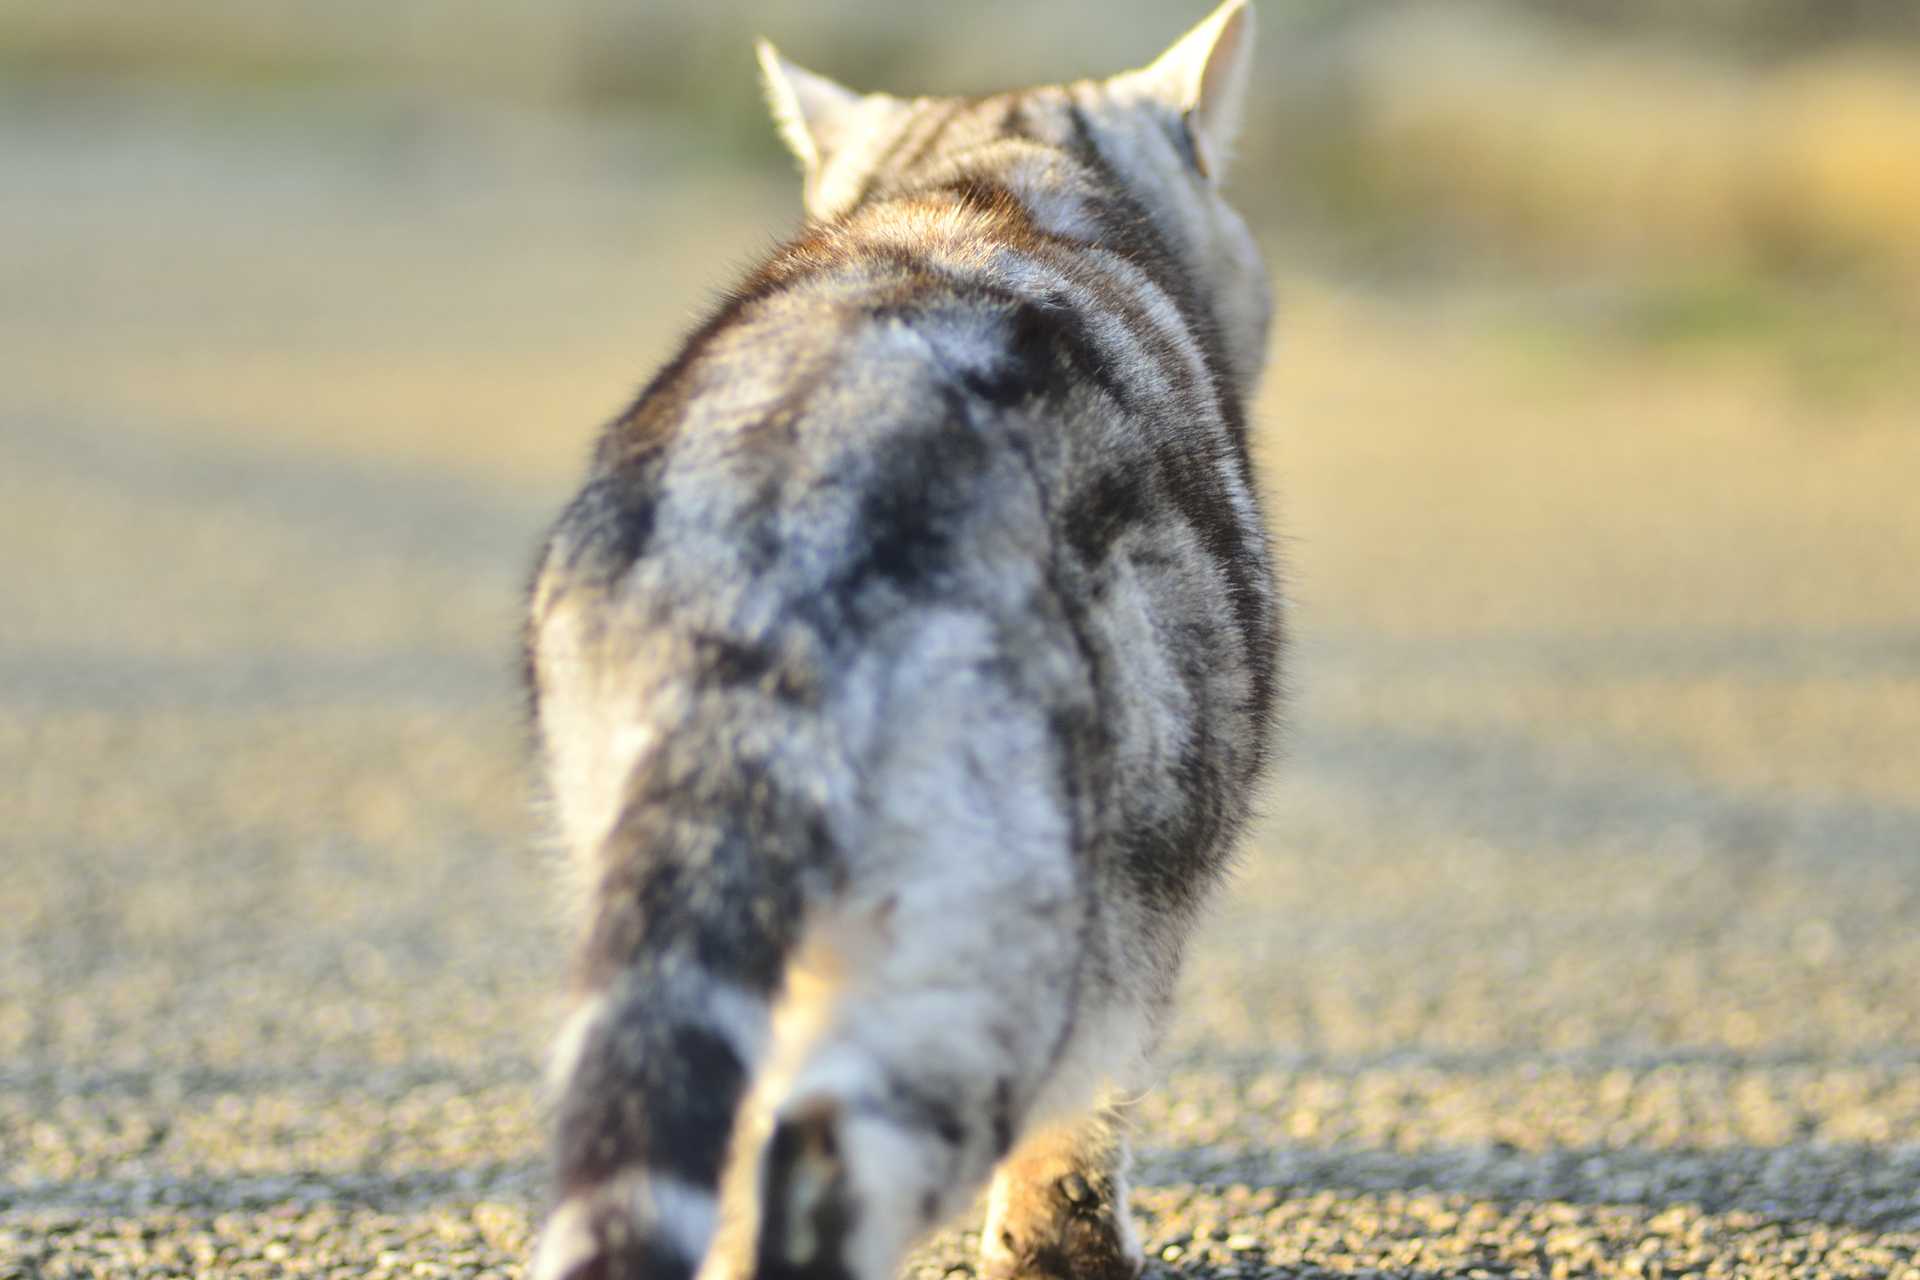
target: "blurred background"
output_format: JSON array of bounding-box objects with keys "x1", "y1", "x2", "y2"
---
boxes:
[{"x1": 4, "y1": 2, "x2": 1919, "y2": 1276}]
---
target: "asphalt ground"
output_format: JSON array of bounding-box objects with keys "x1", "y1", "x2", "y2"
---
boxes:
[{"x1": 4, "y1": 86, "x2": 1917, "y2": 1279}]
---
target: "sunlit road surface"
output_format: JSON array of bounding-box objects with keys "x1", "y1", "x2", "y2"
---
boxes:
[{"x1": 4, "y1": 88, "x2": 1918, "y2": 1279}]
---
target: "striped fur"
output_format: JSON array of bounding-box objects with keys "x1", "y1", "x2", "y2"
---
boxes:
[{"x1": 524, "y1": 4, "x2": 1276, "y2": 1279}]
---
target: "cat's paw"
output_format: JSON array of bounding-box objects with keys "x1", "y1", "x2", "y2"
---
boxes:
[{"x1": 978, "y1": 1171, "x2": 1143, "y2": 1280}]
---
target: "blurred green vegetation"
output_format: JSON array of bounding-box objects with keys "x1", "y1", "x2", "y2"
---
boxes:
[
  {"x1": 1484, "y1": 274, "x2": 1912, "y2": 409},
  {"x1": 5, "y1": 0, "x2": 1916, "y2": 348}
]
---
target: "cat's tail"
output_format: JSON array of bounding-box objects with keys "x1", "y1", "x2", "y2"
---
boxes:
[{"x1": 530, "y1": 797, "x2": 805, "y2": 1280}]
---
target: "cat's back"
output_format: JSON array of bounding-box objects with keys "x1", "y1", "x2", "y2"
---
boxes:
[
  {"x1": 531, "y1": 170, "x2": 1271, "y2": 910},
  {"x1": 526, "y1": 196, "x2": 1089, "y2": 878},
  {"x1": 533, "y1": 192, "x2": 1121, "y2": 671},
  {"x1": 537, "y1": 170, "x2": 1265, "y2": 645}
]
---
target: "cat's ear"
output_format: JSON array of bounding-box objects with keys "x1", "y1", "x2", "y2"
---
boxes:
[
  {"x1": 1129, "y1": 0, "x2": 1255, "y2": 180},
  {"x1": 757, "y1": 39, "x2": 864, "y2": 174}
]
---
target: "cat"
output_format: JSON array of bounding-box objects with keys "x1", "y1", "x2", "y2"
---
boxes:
[{"x1": 521, "y1": 3, "x2": 1277, "y2": 1278}]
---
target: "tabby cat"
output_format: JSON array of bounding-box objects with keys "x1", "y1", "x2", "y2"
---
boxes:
[{"x1": 523, "y1": 4, "x2": 1278, "y2": 1277}]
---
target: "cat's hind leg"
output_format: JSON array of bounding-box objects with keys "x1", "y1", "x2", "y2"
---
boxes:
[{"x1": 713, "y1": 954, "x2": 1071, "y2": 1280}]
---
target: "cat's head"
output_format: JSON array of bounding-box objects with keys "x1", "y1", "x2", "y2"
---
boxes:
[{"x1": 758, "y1": 0, "x2": 1271, "y2": 393}]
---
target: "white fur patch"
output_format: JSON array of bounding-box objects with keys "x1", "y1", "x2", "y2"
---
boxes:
[
  {"x1": 639, "y1": 1175, "x2": 721, "y2": 1261},
  {"x1": 529, "y1": 1196, "x2": 599, "y2": 1280},
  {"x1": 544, "y1": 992, "x2": 607, "y2": 1099}
]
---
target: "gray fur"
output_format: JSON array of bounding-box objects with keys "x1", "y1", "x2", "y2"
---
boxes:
[{"x1": 524, "y1": 5, "x2": 1277, "y2": 1278}]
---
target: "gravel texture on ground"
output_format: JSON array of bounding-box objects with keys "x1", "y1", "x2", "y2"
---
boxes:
[{"x1": 4, "y1": 85, "x2": 1918, "y2": 1280}]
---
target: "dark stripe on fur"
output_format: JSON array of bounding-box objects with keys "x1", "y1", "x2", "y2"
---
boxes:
[
  {"x1": 957, "y1": 293, "x2": 1135, "y2": 412},
  {"x1": 841, "y1": 411, "x2": 990, "y2": 594},
  {"x1": 577, "y1": 781, "x2": 835, "y2": 994},
  {"x1": 989, "y1": 1077, "x2": 1016, "y2": 1157},
  {"x1": 1058, "y1": 104, "x2": 1279, "y2": 743},
  {"x1": 1061, "y1": 104, "x2": 1252, "y2": 463},
  {"x1": 849, "y1": 99, "x2": 973, "y2": 211},
  {"x1": 555, "y1": 1018, "x2": 746, "y2": 1193},
  {"x1": 902, "y1": 99, "x2": 975, "y2": 172},
  {"x1": 1062, "y1": 466, "x2": 1151, "y2": 568}
]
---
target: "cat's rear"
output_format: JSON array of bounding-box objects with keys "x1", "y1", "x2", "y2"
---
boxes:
[{"x1": 522, "y1": 5, "x2": 1277, "y2": 1279}]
